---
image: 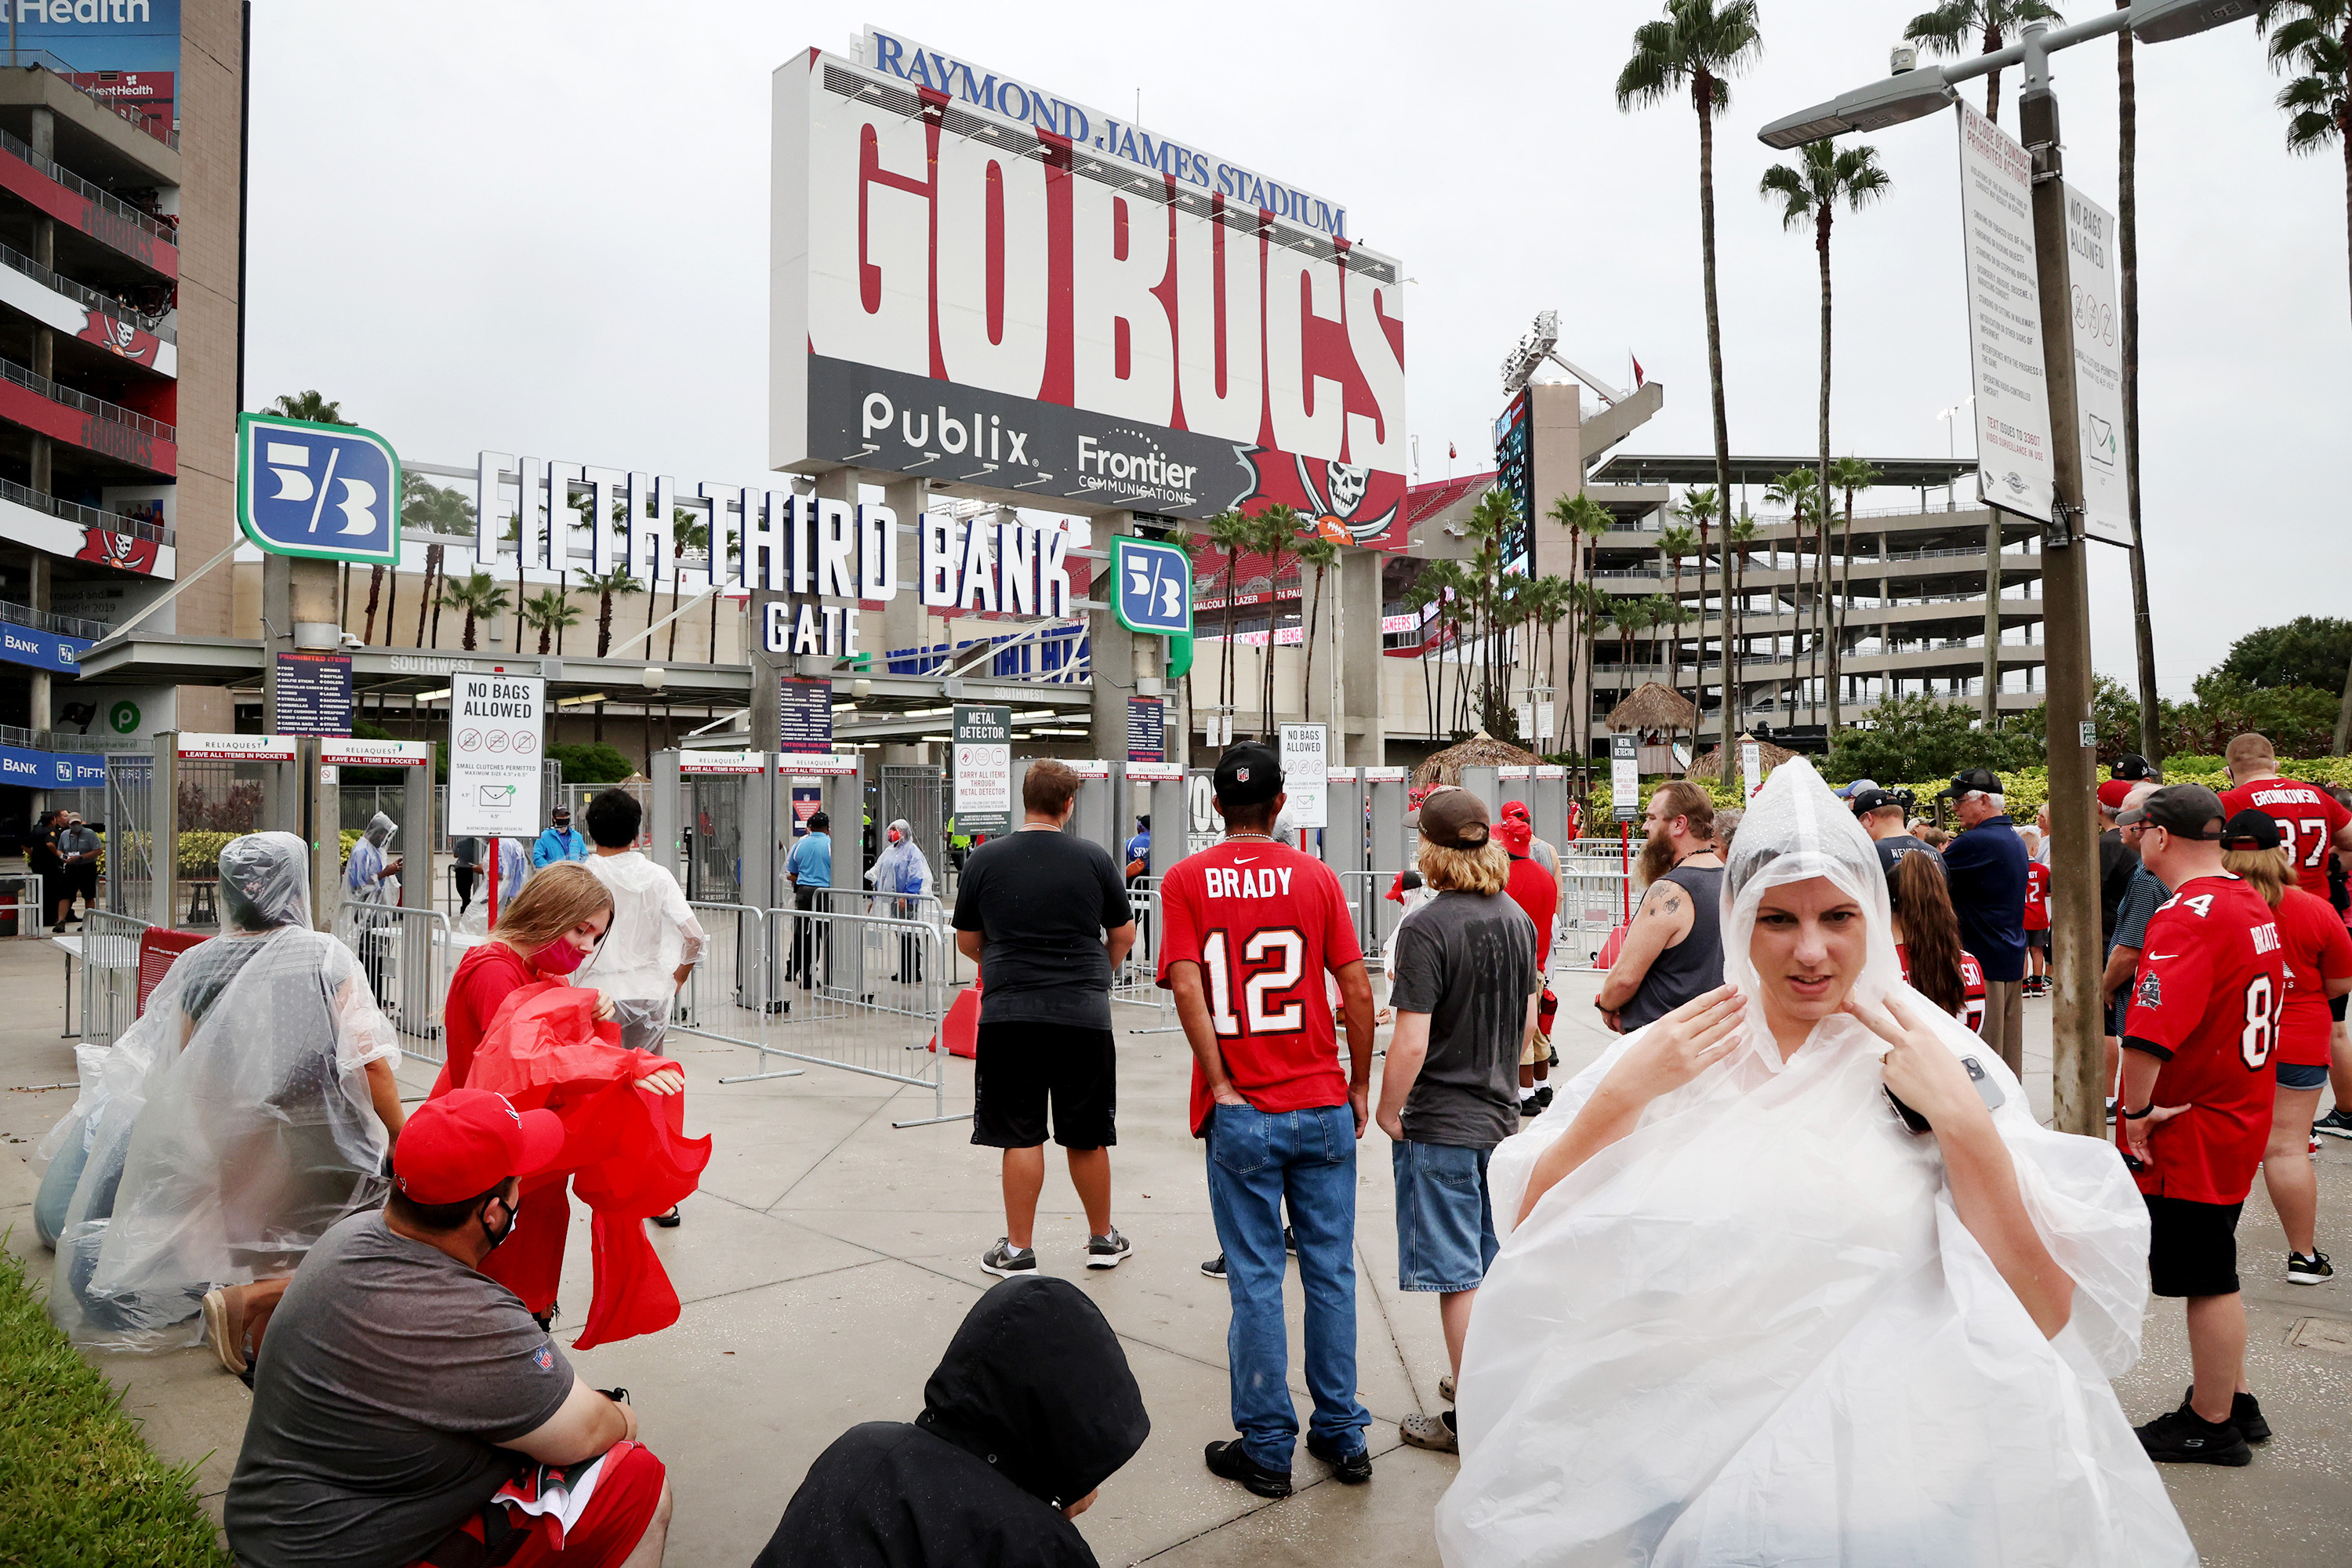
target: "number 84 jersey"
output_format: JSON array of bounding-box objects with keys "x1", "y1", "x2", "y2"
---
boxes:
[
  {"x1": 1156, "y1": 840, "x2": 1363, "y2": 1138},
  {"x1": 2120, "y1": 872, "x2": 2288, "y2": 1204}
]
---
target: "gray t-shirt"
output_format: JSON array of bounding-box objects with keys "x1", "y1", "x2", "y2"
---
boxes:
[
  {"x1": 226, "y1": 1210, "x2": 575, "y2": 1568},
  {"x1": 1386, "y1": 888, "x2": 1537, "y2": 1150},
  {"x1": 953, "y1": 829, "x2": 1131, "y2": 1030}
]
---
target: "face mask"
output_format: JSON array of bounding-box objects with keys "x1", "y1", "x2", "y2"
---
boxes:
[
  {"x1": 532, "y1": 936, "x2": 588, "y2": 975},
  {"x1": 480, "y1": 1192, "x2": 517, "y2": 1253},
  {"x1": 887, "y1": 829, "x2": 902, "y2": 844}
]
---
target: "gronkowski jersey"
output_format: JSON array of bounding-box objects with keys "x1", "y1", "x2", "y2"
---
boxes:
[
  {"x1": 2119, "y1": 873, "x2": 2287, "y2": 1204},
  {"x1": 2220, "y1": 779, "x2": 2351, "y2": 901}
]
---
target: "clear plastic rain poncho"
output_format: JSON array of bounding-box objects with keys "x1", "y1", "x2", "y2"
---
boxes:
[
  {"x1": 866, "y1": 818, "x2": 935, "y2": 912},
  {"x1": 46, "y1": 832, "x2": 400, "y2": 1352},
  {"x1": 1439, "y1": 759, "x2": 2192, "y2": 1568},
  {"x1": 577, "y1": 850, "x2": 707, "y2": 1053},
  {"x1": 343, "y1": 811, "x2": 398, "y2": 907}
]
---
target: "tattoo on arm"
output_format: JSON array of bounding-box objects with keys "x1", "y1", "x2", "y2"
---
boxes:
[{"x1": 1657, "y1": 895, "x2": 1681, "y2": 917}]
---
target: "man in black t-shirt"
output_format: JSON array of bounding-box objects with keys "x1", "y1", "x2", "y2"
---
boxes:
[
  {"x1": 953, "y1": 759, "x2": 1138, "y2": 1279},
  {"x1": 24, "y1": 808, "x2": 66, "y2": 931}
]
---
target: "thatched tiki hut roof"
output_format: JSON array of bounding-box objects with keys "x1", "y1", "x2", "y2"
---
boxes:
[
  {"x1": 1411, "y1": 732, "x2": 1546, "y2": 786},
  {"x1": 1602, "y1": 681, "x2": 1699, "y2": 736},
  {"x1": 1688, "y1": 736, "x2": 1799, "y2": 782}
]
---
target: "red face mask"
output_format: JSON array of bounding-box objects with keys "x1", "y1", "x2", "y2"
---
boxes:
[
  {"x1": 887, "y1": 829, "x2": 902, "y2": 844},
  {"x1": 532, "y1": 936, "x2": 588, "y2": 975}
]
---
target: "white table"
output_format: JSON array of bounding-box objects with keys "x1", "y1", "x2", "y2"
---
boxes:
[{"x1": 51, "y1": 931, "x2": 82, "y2": 1037}]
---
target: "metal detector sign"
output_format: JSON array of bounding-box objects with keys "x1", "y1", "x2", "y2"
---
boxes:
[
  {"x1": 953, "y1": 704, "x2": 1013, "y2": 836},
  {"x1": 1955, "y1": 102, "x2": 2053, "y2": 523},
  {"x1": 1279, "y1": 721, "x2": 1328, "y2": 829},
  {"x1": 2063, "y1": 185, "x2": 2132, "y2": 546},
  {"x1": 1611, "y1": 735, "x2": 1640, "y2": 823},
  {"x1": 447, "y1": 673, "x2": 544, "y2": 837}
]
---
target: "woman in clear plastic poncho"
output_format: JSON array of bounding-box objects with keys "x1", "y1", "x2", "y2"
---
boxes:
[
  {"x1": 343, "y1": 811, "x2": 400, "y2": 905},
  {"x1": 46, "y1": 832, "x2": 406, "y2": 1365},
  {"x1": 1437, "y1": 760, "x2": 2194, "y2": 1568},
  {"x1": 866, "y1": 818, "x2": 934, "y2": 982}
]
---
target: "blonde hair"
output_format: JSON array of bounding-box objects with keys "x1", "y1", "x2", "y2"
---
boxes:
[
  {"x1": 1418, "y1": 837, "x2": 1510, "y2": 895},
  {"x1": 2221, "y1": 847, "x2": 2289, "y2": 909},
  {"x1": 492, "y1": 862, "x2": 615, "y2": 953}
]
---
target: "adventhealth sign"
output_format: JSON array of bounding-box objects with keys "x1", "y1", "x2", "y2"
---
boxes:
[{"x1": 236, "y1": 413, "x2": 403, "y2": 565}]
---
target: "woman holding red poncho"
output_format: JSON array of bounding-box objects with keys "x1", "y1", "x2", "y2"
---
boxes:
[{"x1": 436, "y1": 865, "x2": 701, "y2": 1346}]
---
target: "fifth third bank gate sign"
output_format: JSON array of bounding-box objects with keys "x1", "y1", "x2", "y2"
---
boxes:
[{"x1": 236, "y1": 412, "x2": 404, "y2": 565}]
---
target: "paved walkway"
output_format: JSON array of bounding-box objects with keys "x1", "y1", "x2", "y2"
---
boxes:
[{"x1": 2, "y1": 934, "x2": 2348, "y2": 1564}]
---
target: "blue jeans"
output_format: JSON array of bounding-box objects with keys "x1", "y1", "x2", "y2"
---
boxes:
[
  {"x1": 1206, "y1": 1101, "x2": 1370, "y2": 1470},
  {"x1": 1392, "y1": 1140, "x2": 1497, "y2": 1293}
]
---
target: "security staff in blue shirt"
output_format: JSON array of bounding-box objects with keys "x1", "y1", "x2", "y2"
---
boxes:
[
  {"x1": 783, "y1": 811, "x2": 833, "y2": 992},
  {"x1": 532, "y1": 806, "x2": 589, "y2": 869}
]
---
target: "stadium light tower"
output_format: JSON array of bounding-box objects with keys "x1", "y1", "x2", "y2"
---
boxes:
[{"x1": 1756, "y1": 0, "x2": 2257, "y2": 1139}]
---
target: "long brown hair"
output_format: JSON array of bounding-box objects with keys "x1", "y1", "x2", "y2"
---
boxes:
[
  {"x1": 2222, "y1": 847, "x2": 2288, "y2": 909},
  {"x1": 1886, "y1": 852, "x2": 1965, "y2": 1021},
  {"x1": 491, "y1": 862, "x2": 614, "y2": 956}
]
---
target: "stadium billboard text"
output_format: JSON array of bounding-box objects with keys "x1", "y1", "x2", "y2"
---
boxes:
[{"x1": 771, "y1": 41, "x2": 1409, "y2": 546}]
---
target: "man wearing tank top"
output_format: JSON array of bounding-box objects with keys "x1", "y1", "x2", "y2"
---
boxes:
[{"x1": 1594, "y1": 782, "x2": 1726, "y2": 1033}]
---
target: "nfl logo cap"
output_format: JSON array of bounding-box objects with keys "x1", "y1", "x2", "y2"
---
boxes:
[{"x1": 1213, "y1": 742, "x2": 1283, "y2": 808}]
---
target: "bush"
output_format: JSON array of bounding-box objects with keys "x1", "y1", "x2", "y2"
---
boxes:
[{"x1": 546, "y1": 742, "x2": 635, "y2": 784}]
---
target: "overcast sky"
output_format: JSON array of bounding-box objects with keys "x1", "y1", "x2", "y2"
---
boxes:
[{"x1": 245, "y1": 1, "x2": 2345, "y2": 694}]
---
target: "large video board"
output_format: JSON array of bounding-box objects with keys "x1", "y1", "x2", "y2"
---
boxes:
[{"x1": 771, "y1": 36, "x2": 1409, "y2": 546}]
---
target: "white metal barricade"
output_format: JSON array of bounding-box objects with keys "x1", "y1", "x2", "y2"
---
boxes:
[
  {"x1": 76, "y1": 908, "x2": 152, "y2": 1046},
  {"x1": 336, "y1": 904, "x2": 456, "y2": 1061},
  {"x1": 1109, "y1": 876, "x2": 1174, "y2": 1026}
]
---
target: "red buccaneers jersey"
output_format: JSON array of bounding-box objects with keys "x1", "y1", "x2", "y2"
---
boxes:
[
  {"x1": 2119, "y1": 873, "x2": 2287, "y2": 1203},
  {"x1": 2220, "y1": 779, "x2": 2351, "y2": 900},
  {"x1": 1897, "y1": 944, "x2": 1987, "y2": 1033},
  {"x1": 2023, "y1": 862, "x2": 2051, "y2": 932},
  {"x1": 1157, "y1": 840, "x2": 1363, "y2": 1137},
  {"x1": 2275, "y1": 886, "x2": 2352, "y2": 1068}
]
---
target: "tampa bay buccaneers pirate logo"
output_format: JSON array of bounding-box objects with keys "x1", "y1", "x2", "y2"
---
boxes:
[{"x1": 1287, "y1": 456, "x2": 1399, "y2": 546}]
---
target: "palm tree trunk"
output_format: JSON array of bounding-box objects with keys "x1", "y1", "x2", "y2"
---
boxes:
[
  {"x1": 1696, "y1": 82, "x2": 1736, "y2": 766},
  {"x1": 1984, "y1": 26, "x2": 2005, "y2": 125},
  {"x1": 2116, "y1": 5, "x2": 2164, "y2": 760},
  {"x1": 1834, "y1": 492, "x2": 1856, "y2": 730},
  {"x1": 1301, "y1": 567, "x2": 1321, "y2": 720},
  {"x1": 2338, "y1": 135, "x2": 2352, "y2": 750},
  {"x1": 1817, "y1": 207, "x2": 1834, "y2": 737},
  {"x1": 361, "y1": 567, "x2": 383, "y2": 644},
  {"x1": 1222, "y1": 553, "x2": 1241, "y2": 732}
]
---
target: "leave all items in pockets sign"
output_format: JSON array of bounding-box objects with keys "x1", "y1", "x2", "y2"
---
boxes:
[{"x1": 448, "y1": 673, "x2": 545, "y2": 838}]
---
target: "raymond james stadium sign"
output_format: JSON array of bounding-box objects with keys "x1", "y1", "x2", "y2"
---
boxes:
[{"x1": 859, "y1": 26, "x2": 1350, "y2": 241}]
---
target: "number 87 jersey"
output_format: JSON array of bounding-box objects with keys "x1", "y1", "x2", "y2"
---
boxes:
[
  {"x1": 1156, "y1": 840, "x2": 1364, "y2": 1138},
  {"x1": 2118, "y1": 872, "x2": 2288, "y2": 1205}
]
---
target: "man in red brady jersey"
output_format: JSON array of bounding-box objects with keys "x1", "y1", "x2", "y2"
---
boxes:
[
  {"x1": 2020, "y1": 843, "x2": 2053, "y2": 997},
  {"x1": 1497, "y1": 813, "x2": 1560, "y2": 1117},
  {"x1": 2115, "y1": 786, "x2": 2288, "y2": 1467},
  {"x1": 1159, "y1": 743, "x2": 1378, "y2": 1501},
  {"x1": 2220, "y1": 731, "x2": 2352, "y2": 901}
]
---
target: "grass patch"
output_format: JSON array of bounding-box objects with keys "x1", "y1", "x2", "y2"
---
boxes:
[{"x1": 0, "y1": 1237, "x2": 232, "y2": 1566}]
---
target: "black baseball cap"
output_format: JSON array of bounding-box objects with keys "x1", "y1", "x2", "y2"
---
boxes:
[
  {"x1": 1937, "y1": 768, "x2": 2004, "y2": 800},
  {"x1": 1213, "y1": 743, "x2": 1283, "y2": 808},
  {"x1": 2114, "y1": 753, "x2": 2157, "y2": 782},
  {"x1": 2115, "y1": 784, "x2": 2224, "y2": 839},
  {"x1": 1850, "y1": 788, "x2": 1904, "y2": 816},
  {"x1": 2218, "y1": 809, "x2": 2282, "y2": 851},
  {"x1": 551, "y1": 805, "x2": 571, "y2": 820}
]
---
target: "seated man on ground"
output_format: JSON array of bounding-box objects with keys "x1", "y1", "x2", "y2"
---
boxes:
[
  {"x1": 754, "y1": 1274, "x2": 1149, "y2": 1567},
  {"x1": 225, "y1": 1089, "x2": 673, "y2": 1568}
]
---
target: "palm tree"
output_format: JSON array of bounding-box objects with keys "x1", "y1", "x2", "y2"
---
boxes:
[
  {"x1": 1292, "y1": 535, "x2": 1342, "y2": 722},
  {"x1": 1668, "y1": 488, "x2": 1718, "y2": 722},
  {"x1": 2258, "y1": 1, "x2": 2352, "y2": 747},
  {"x1": 1619, "y1": 0, "x2": 1759, "y2": 765},
  {"x1": 1760, "y1": 138, "x2": 1890, "y2": 730},
  {"x1": 1824, "y1": 456, "x2": 1883, "y2": 734},
  {"x1": 521, "y1": 588, "x2": 580, "y2": 655},
  {"x1": 1764, "y1": 468, "x2": 1825, "y2": 723},
  {"x1": 1905, "y1": 0, "x2": 2066, "y2": 124},
  {"x1": 438, "y1": 571, "x2": 510, "y2": 653},
  {"x1": 1400, "y1": 563, "x2": 1446, "y2": 740},
  {"x1": 1203, "y1": 508, "x2": 1257, "y2": 737},
  {"x1": 1556, "y1": 493, "x2": 1614, "y2": 753},
  {"x1": 2114, "y1": 5, "x2": 2161, "y2": 761},
  {"x1": 403, "y1": 475, "x2": 477, "y2": 650},
  {"x1": 1726, "y1": 514, "x2": 1762, "y2": 728},
  {"x1": 579, "y1": 565, "x2": 644, "y2": 743},
  {"x1": 1573, "y1": 580, "x2": 1614, "y2": 785},
  {"x1": 1461, "y1": 488, "x2": 1520, "y2": 729},
  {"x1": 1657, "y1": 524, "x2": 1698, "y2": 692},
  {"x1": 666, "y1": 506, "x2": 708, "y2": 662},
  {"x1": 266, "y1": 390, "x2": 347, "y2": 425},
  {"x1": 1250, "y1": 504, "x2": 1306, "y2": 736}
]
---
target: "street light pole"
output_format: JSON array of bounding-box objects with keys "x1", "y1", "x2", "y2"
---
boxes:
[
  {"x1": 2015, "y1": 25, "x2": 2107, "y2": 1139},
  {"x1": 1755, "y1": 0, "x2": 2259, "y2": 1138}
]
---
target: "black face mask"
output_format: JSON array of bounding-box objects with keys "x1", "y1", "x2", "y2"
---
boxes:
[{"x1": 480, "y1": 1192, "x2": 518, "y2": 1253}]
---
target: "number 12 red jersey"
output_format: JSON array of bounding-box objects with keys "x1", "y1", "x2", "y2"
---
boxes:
[
  {"x1": 2118, "y1": 873, "x2": 2286, "y2": 1204},
  {"x1": 1156, "y1": 840, "x2": 1363, "y2": 1137}
]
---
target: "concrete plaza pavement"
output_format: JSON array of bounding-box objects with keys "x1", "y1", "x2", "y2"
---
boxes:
[{"x1": 2, "y1": 932, "x2": 2350, "y2": 1565}]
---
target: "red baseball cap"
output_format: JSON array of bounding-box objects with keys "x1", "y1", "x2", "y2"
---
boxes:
[
  {"x1": 394, "y1": 1088, "x2": 565, "y2": 1204},
  {"x1": 1501, "y1": 800, "x2": 1532, "y2": 822},
  {"x1": 2096, "y1": 779, "x2": 2136, "y2": 811},
  {"x1": 1496, "y1": 817, "x2": 1534, "y2": 855}
]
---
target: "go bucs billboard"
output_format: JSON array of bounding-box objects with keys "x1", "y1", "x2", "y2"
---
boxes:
[{"x1": 771, "y1": 31, "x2": 1410, "y2": 546}]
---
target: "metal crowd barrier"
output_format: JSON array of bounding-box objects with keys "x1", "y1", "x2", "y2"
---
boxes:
[
  {"x1": 337, "y1": 903, "x2": 456, "y2": 1061},
  {"x1": 76, "y1": 908, "x2": 153, "y2": 1046},
  {"x1": 1332, "y1": 869, "x2": 1400, "y2": 974},
  {"x1": 674, "y1": 894, "x2": 959, "y2": 1127},
  {"x1": 1555, "y1": 863, "x2": 1636, "y2": 971},
  {"x1": 1109, "y1": 877, "x2": 1170, "y2": 1025}
]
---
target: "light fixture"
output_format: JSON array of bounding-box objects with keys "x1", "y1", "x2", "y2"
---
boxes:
[
  {"x1": 414, "y1": 688, "x2": 450, "y2": 702},
  {"x1": 640, "y1": 666, "x2": 666, "y2": 691},
  {"x1": 2130, "y1": 0, "x2": 2255, "y2": 42},
  {"x1": 1757, "y1": 68, "x2": 1955, "y2": 148}
]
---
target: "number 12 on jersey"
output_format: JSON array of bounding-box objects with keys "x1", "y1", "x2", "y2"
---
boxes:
[{"x1": 1201, "y1": 929, "x2": 1307, "y2": 1036}]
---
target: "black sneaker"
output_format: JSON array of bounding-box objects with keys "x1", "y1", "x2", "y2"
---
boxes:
[
  {"x1": 531, "y1": 1303, "x2": 559, "y2": 1331},
  {"x1": 2288, "y1": 1250, "x2": 2333, "y2": 1286},
  {"x1": 2136, "y1": 1402, "x2": 2252, "y2": 1465},
  {"x1": 1086, "y1": 1229, "x2": 1132, "y2": 1269},
  {"x1": 1305, "y1": 1431, "x2": 1372, "y2": 1484},
  {"x1": 1518, "y1": 1095, "x2": 1541, "y2": 1118},
  {"x1": 1534, "y1": 1085, "x2": 1554, "y2": 1109},
  {"x1": 1283, "y1": 1225, "x2": 1296, "y2": 1255},
  {"x1": 981, "y1": 1239, "x2": 1037, "y2": 1277},
  {"x1": 2179, "y1": 1385, "x2": 2272, "y2": 1443},
  {"x1": 2314, "y1": 1107, "x2": 2352, "y2": 1140},
  {"x1": 1204, "y1": 1438, "x2": 1293, "y2": 1498},
  {"x1": 1201, "y1": 1252, "x2": 1228, "y2": 1280}
]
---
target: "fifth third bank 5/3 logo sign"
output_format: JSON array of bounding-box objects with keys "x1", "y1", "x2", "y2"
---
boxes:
[{"x1": 235, "y1": 412, "x2": 403, "y2": 566}]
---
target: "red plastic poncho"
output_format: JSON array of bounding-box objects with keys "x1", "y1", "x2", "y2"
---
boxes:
[{"x1": 436, "y1": 980, "x2": 711, "y2": 1350}]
